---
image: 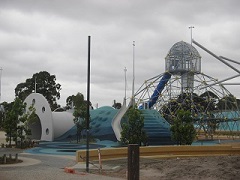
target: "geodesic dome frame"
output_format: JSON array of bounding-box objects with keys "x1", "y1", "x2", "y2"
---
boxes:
[
  {"x1": 134, "y1": 40, "x2": 240, "y2": 138},
  {"x1": 135, "y1": 72, "x2": 240, "y2": 137}
]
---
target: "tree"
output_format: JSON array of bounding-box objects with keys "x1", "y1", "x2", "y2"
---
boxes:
[
  {"x1": 0, "y1": 101, "x2": 14, "y2": 129},
  {"x1": 3, "y1": 98, "x2": 36, "y2": 147},
  {"x1": 0, "y1": 105, "x2": 4, "y2": 129},
  {"x1": 217, "y1": 94, "x2": 238, "y2": 110},
  {"x1": 66, "y1": 95, "x2": 75, "y2": 109},
  {"x1": 161, "y1": 91, "x2": 219, "y2": 124},
  {"x1": 15, "y1": 71, "x2": 61, "y2": 111},
  {"x1": 112, "y1": 102, "x2": 122, "y2": 109},
  {"x1": 17, "y1": 105, "x2": 37, "y2": 148},
  {"x1": 170, "y1": 109, "x2": 196, "y2": 145},
  {"x1": 3, "y1": 98, "x2": 24, "y2": 146},
  {"x1": 199, "y1": 91, "x2": 218, "y2": 112},
  {"x1": 161, "y1": 93, "x2": 201, "y2": 123},
  {"x1": 120, "y1": 107, "x2": 147, "y2": 145},
  {"x1": 72, "y1": 93, "x2": 88, "y2": 143}
]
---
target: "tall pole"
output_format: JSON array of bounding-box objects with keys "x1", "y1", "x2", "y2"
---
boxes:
[
  {"x1": 34, "y1": 76, "x2": 37, "y2": 93},
  {"x1": 86, "y1": 36, "x2": 91, "y2": 172},
  {"x1": 124, "y1": 67, "x2": 127, "y2": 102},
  {"x1": 132, "y1": 41, "x2": 135, "y2": 106},
  {"x1": 189, "y1": 26, "x2": 194, "y2": 45},
  {"x1": 188, "y1": 26, "x2": 194, "y2": 115},
  {"x1": 0, "y1": 67, "x2": 2, "y2": 102}
]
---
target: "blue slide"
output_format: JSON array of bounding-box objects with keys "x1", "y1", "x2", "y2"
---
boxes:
[{"x1": 148, "y1": 72, "x2": 171, "y2": 108}]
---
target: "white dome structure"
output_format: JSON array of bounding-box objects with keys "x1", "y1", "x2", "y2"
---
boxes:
[
  {"x1": 165, "y1": 41, "x2": 201, "y2": 74},
  {"x1": 24, "y1": 93, "x2": 75, "y2": 141}
]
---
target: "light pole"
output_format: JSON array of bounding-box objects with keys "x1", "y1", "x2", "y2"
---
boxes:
[
  {"x1": 124, "y1": 67, "x2": 127, "y2": 102},
  {"x1": 189, "y1": 26, "x2": 194, "y2": 45},
  {"x1": 132, "y1": 41, "x2": 135, "y2": 106},
  {"x1": 86, "y1": 36, "x2": 91, "y2": 172},
  {"x1": 0, "y1": 67, "x2": 2, "y2": 102},
  {"x1": 34, "y1": 76, "x2": 37, "y2": 93}
]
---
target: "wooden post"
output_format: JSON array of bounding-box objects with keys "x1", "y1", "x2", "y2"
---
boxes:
[
  {"x1": 98, "y1": 148, "x2": 102, "y2": 173},
  {"x1": 15, "y1": 153, "x2": 18, "y2": 162},
  {"x1": 3, "y1": 154, "x2": 6, "y2": 164},
  {"x1": 128, "y1": 144, "x2": 139, "y2": 180}
]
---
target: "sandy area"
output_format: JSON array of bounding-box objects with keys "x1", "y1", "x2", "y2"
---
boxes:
[
  {"x1": 95, "y1": 155, "x2": 240, "y2": 180},
  {"x1": 91, "y1": 142, "x2": 240, "y2": 179}
]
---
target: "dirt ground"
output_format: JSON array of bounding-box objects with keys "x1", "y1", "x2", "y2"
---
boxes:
[{"x1": 95, "y1": 155, "x2": 240, "y2": 180}]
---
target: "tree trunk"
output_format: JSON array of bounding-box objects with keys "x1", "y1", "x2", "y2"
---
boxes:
[{"x1": 9, "y1": 130, "x2": 12, "y2": 147}]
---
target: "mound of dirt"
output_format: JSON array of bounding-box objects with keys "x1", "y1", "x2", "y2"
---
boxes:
[{"x1": 93, "y1": 156, "x2": 240, "y2": 180}]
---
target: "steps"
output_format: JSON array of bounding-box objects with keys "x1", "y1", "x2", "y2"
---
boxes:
[{"x1": 141, "y1": 109, "x2": 174, "y2": 145}]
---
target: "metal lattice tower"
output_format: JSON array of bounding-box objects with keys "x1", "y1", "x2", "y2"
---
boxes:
[{"x1": 165, "y1": 41, "x2": 201, "y2": 93}]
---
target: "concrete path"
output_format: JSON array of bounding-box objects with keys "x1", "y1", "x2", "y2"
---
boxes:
[
  {"x1": 0, "y1": 153, "x2": 124, "y2": 180},
  {"x1": 0, "y1": 131, "x2": 124, "y2": 179}
]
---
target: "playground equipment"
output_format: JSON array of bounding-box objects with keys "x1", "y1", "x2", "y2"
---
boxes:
[
  {"x1": 24, "y1": 92, "x2": 172, "y2": 145},
  {"x1": 24, "y1": 40, "x2": 240, "y2": 145},
  {"x1": 24, "y1": 93, "x2": 119, "y2": 142},
  {"x1": 111, "y1": 99, "x2": 130, "y2": 141},
  {"x1": 134, "y1": 40, "x2": 240, "y2": 138},
  {"x1": 24, "y1": 93, "x2": 75, "y2": 141}
]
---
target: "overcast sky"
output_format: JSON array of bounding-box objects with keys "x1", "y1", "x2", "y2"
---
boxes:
[{"x1": 1, "y1": 0, "x2": 240, "y2": 108}]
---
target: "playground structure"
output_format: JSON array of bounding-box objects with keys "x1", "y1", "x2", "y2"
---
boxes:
[
  {"x1": 24, "y1": 92, "x2": 172, "y2": 145},
  {"x1": 24, "y1": 93, "x2": 124, "y2": 142},
  {"x1": 134, "y1": 40, "x2": 240, "y2": 139},
  {"x1": 24, "y1": 93, "x2": 75, "y2": 141},
  {"x1": 23, "y1": 39, "x2": 240, "y2": 145}
]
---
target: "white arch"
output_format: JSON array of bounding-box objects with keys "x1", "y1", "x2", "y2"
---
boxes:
[{"x1": 24, "y1": 93, "x2": 75, "y2": 141}]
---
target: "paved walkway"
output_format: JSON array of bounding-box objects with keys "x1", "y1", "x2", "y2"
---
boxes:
[
  {"x1": 0, "y1": 148, "x2": 23, "y2": 155},
  {"x1": 0, "y1": 153, "x2": 124, "y2": 180},
  {"x1": 0, "y1": 129, "x2": 123, "y2": 180}
]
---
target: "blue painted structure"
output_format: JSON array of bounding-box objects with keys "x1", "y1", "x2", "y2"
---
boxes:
[
  {"x1": 213, "y1": 111, "x2": 240, "y2": 131},
  {"x1": 141, "y1": 109, "x2": 173, "y2": 145},
  {"x1": 148, "y1": 72, "x2": 171, "y2": 108},
  {"x1": 55, "y1": 106, "x2": 173, "y2": 145}
]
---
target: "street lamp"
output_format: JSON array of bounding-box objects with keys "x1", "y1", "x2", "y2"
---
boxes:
[
  {"x1": 124, "y1": 67, "x2": 127, "y2": 102},
  {"x1": 189, "y1": 26, "x2": 194, "y2": 45},
  {"x1": 0, "y1": 67, "x2": 2, "y2": 102},
  {"x1": 132, "y1": 41, "x2": 135, "y2": 106}
]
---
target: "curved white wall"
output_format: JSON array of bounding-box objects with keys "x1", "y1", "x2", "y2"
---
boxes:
[
  {"x1": 24, "y1": 93, "x2": 74, "y2": 141},
  {"x1": 52, "y1": 111, "x2": 74, "y2": 139}
]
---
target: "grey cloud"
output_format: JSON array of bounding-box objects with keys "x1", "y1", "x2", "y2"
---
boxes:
[{"x1": 1, "y1": 0, "x2": 240, "y2": 107}]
